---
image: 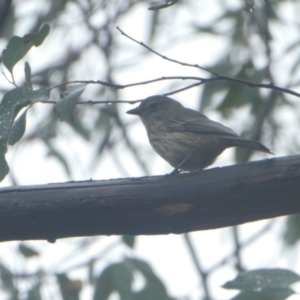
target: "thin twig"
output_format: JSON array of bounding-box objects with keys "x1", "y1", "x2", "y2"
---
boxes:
[
  {"x1": 116, "y1": 26, "x2": 215, "y2": 75},
  {"x1": 116, "y1": 27, "x2": 300, "y2": 99},
  {"x1": 44, "y1": 74, "x2": 300, "y2": 101},
  {"x1": 2, "y1": 70, "x2": 17, "y2": 87},
  {"x1": 208, "y1": 221, "x2": 273, "y2": 274},
  {"x1": 232, "y1": 226, "x2": 244, "y2": 272},
  {"x1": 229, "y1": 3, "x2": 275, "y2": 273},
  {"x1": 48, "y1": 76, "x2": 205, "y2": 92},
  {"x1": 38, "y1": 99, "x2": 142, "y2": 105},
  {"x1": 183, "y1": 233, "x2": 211, "y2": 300},
  {"x1": 164, "y1": 82, "x2": 204, "y2": 96}
]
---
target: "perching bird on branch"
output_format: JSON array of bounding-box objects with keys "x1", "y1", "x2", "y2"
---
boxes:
[{"x1": 127, "y1": 95, "x2": 272, "y2": 172}]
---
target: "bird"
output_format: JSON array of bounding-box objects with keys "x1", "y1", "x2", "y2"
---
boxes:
[{"x1": 127, "y1": 95, "x2": 272, "y2": 172}]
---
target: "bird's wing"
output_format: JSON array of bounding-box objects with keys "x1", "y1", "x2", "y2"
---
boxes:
[{"x1": 164, "y1": 109, "x2": 238, "y2": 137}]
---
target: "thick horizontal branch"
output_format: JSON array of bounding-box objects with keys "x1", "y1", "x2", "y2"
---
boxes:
[{"x1": 0, "y1": 155, "x2": 300, "y2": 242}]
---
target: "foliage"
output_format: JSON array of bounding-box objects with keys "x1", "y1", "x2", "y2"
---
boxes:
[
  {"x1": 1, "y1": 0, "x2": 300, "y2": 300},
  {"x1": 223, "y1": 269, "x2": 300, "y2": 300}
]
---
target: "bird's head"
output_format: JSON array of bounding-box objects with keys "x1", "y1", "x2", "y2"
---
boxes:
[{"x1": 126, "y1": 95, "x2": 182, "y2": 127}]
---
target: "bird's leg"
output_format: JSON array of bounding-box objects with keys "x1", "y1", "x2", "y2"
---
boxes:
[{"x1": 170, "y1": 152, "x2": 194, "y2": 175}]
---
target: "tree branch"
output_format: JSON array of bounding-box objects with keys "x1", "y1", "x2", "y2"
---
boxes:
[
  {"x1": 184, "y1": 233, "x2": 211, "y2": 300},
  {"x1": 0, "y1": 155, "x2": 300, "y2": 242},
  {"x1": 116, "y1": 27, "x2": 300, "y2": 99}
]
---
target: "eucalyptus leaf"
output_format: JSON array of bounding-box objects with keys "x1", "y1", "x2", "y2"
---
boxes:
[
  {"x1": 93, "y1": 262, "x2": 134, "y2": 300},
  {"x1": 57, "y1": 273, "x2": 81, "y2": 300},
  {"x1": 54, "y1": 85, "x2": 89, "y2": 138},
  {"x1": 283, "y1": 215, "x2": 300, "y2": 246},
  {"x1": 8, "y1": 109, "x2": 28, "y2": 146},
  {"x1": 54, "y1": 86, "x2": 85, "y2": 126},
  {"x1": 0, "y1": 87, "x2": 49, "y2": 141},
  {"x1": 24, "y1": 61, "x2": 32, "y2": 89},
  {"x1": 223, "y1": 269, "x2": 300, "y2": 291},
  {"x1": 148, "y1": 0, "x2": 179, "y2": 10},
  {"x1": 111, "y1": 263, "x2": 134, "y2": 300},
  {"x1": 93, "y1": 265, "x2": 114, "y2": 300},
  {"x1": 0, "y1": 149, "x2": 9, "y2": 182},
  {"x1": 0, "y1": 263, "x2": 15, "y2": 292},
  {"x1": 200, "y1": 81, "x2": 228, "y2": 112},
  {"x1": 26, "y1": 283, "x2": 42, "y2": 300},
  {"x1": 0, "y1": 88, "x2": 32, "y2": 137},
  {"x1": 0, "y1": 87, "x2": 50, "y2": 181},
  {"x1": 23, "y1": 23, "x2": 50, "y2": 46},
  {"x1": 230, "y1": 288, "x2": 294, "y2": 300},
  {"x1": 127, "y1": 258, "x2": 170, "y2": 299},
  {"x1": 122, "y1": 235, "x2": 135, "y2": 248},
  {"x1": 0, "y1": 87, "x2": 32, "y2": 181},
  {"x1": 18, "y1": 243, "x2": 39, "y2": 258},
  {"x1": 2, "y1": 23, "x2": 50, "y2": 72}
]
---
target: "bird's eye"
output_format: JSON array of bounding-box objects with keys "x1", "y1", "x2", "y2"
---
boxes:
[{"x1": 149, "y1": 102, "x2": 158, "y2": 110}]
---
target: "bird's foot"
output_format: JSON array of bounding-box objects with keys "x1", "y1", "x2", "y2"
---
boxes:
[{"x1": 168, "y1": 167, "x2": 183, "y2": 175}]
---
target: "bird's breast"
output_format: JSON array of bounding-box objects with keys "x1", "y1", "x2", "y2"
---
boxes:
[{"x1": 146, "y1": 123, "x2": 229, "y2": 170}]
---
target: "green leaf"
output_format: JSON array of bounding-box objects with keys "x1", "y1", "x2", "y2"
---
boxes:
[
  {"x1": 26, "y1": 283, "x2": 42, "y2": 300},
  {"x1": 148, "y1": 0, "x2": 179, "y2": 10},
  {"x1": 93, "y1": 265, "x2": 114, "y2": 300},
  {"x1": 230, "y1": 288, "x2": 294, "y2": 300},
  {"x1": 2, "y1": 36, "x2": 30, "y2": 72},
  {"x1": 199, "y1": 63, "x2": 236, "y2": 112},
  {"x1": 128, "y1": 258, "x2": 170, "y2": 300},
  {"x1": 0, "y1": 5, "x2": 15, "y2": 40},
  {"x1": 0, "y1": 87, "x2": 50, "y2": 181},
  {"x1": 0, "y1": 263, "x2": 16, "y2": 294},
  {"x1": 0, "y1": 87, "x2": 32, "y2": 181},
  {"x1": 283, "y1": 215, "x2": 300, "y2": 246},
  {"x1": 0, "y1": 87, "x2": 46, "y2": 139},
  {"x1": 244, "y1": 0, "x2": 255, "y2": 12},
  {"x1": 23, "y1": 23, "x2": 50, "y2": 47},
  {"x1": 8, "y1": 109, "x2": 28, "y2": 145},
  {"x1": 88, "y1": 260, "x2": 95, "y2": 285},
  {"x1": 122, "y1": 235, "x2": 135, "y2": 248},
  {"x1": 216, "y1": 83, "x2": 248, "y2": 117},
  {"x1": 200, "y1": 81, "x2": 228, "y2": 112},
  {"x1": 2, "y1": 24, "x2": 50, "y2": 72},
  {"x1": 24, "y1": 62, "x2": 32, "y2": 89},
  {"x1": 56, "y1": 273, "x2": 82, "y2": 300},
  {"x1": 54, "y1": 85, "x2": 89, "y2": 138},
  {"x1": 112, "y1": 263, "x2": 134, "y2": 300},
  {"x1": 223, "y1": 269, "x2": 300, "y2": 291},
  {"x1": 53, "y1": 85, "x2": 85, "y2": 125},
  {"x1": 0, "y1": 88, "x2": 32, "y2": 137},
  {"x1": 18, "y1": 244, "x2": 39, "y2": 258},
  {"x1": 0, "y1": 148, "x2": 9, "y2": 182},
  {"x1": 31, "y1": 87, "x2": 51, "y2": 102},
  {"x1": 147, "y1": 10, "x2": 159, "y2": 43},
  {"x1": 93, "y1": 262, "x2": 134, "y2": 300}
]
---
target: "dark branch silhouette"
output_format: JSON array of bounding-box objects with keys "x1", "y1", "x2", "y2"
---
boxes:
[{"x1": 0, "y1": 155, "x2": 299, "y2": 242}]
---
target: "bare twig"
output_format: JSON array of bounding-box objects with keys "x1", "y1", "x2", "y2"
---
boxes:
[
  {"x1": 116, "y1": 26, "x2": 215, "y2": 75},
  {"x1": 38, "y1": 99, "x2": 142, "y2": 105},
  {"x1": 116, "y1": 27, "x2": 300, "y2": 99},
  {"x1": 232, "y1": 226, "x2": 244, "y2": 272},
  {"x1": 43, "y1": 74, "x2": 300, "y2": 104},
  {"x1": 208, "y1": 221, "x2": 273, "y2": 274},
  {"x1": 2, "y1": 70, "x2": 17, "y2": 87},
  {"x1": 184, "y1": 233, "x2": 211, "y2": 300},
  {"x1": 48, "y1": 76, "x2": 205, "y2": 92}
]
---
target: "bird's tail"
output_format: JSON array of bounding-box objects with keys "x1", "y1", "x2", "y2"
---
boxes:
[{"x1": 225, "y1": 137, "x2": 273, "y2": 154}]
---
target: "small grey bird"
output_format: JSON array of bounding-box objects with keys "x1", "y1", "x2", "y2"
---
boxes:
[{"x1": 127, "y1": 95, "x2": 272, "y2": 171}]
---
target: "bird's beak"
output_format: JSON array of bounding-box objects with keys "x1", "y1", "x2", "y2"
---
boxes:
[{"x1": 126, "y1": 106, "x2": 141, "y2": 115}]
